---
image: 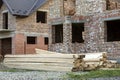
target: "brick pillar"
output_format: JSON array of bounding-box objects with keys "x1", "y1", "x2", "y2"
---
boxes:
[
  {"x1": 14, "y1": 33, "x2": 25, "y2": 54},
  {"x1": 63, "y1": 16, "x2": 72, "y2": 53}
]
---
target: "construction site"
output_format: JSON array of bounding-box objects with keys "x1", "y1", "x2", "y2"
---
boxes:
[{"x1": 0, "y1": 0, "x2": 120, "y2": 72}]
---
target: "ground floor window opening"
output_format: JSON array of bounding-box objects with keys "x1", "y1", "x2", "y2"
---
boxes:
[
  {"x1": 72, "y1": 23, "x2": 84, "y2": 43},
  {"x1": 52, "y1": 24, "x2": 63, "y2": 43}
]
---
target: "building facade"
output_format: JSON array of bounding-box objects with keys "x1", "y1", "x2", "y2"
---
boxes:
[
  {"x1": 0, "y1": 0, "x2": 50, "y2": 55},
  {"x1": 0, "y1": 0, "x2": 120, "y2": 55},
  {"x1": 49, "y1": 0, "x2": 120, "y2": 54}
]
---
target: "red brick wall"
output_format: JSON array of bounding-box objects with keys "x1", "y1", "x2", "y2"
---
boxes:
[
  {"x1": 25, "y1": 36, "x2": 48, "y2": 54},
  {"x1": 13, "y1": 33, "x2": 48, "y2": 54},
  {"x1": 14, "y1": 33, "x2": 25, "y2": 54},
  {"x1": 37, "y1": 37, "x2": 48, "y2": 50}
]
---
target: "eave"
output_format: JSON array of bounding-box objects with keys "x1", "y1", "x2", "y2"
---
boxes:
[{"x1": 2, "y1": 0, "x2": 47, "y2": 16}]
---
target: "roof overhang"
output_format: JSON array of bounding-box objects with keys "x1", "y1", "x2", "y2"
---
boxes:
[
  {"x1": 3, "y1": 0, "x2": 47, "y2": 16},
  {"x1": 0, "y1": 29, "x2": 14, "y2": 33},
  {"x1": 0, "y1": 29, "x2": 14, "y2": 39}
]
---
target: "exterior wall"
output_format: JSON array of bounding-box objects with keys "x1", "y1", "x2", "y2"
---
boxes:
[
  {"x1": 49, "y1": 0, "x2": 120, "y2": 54},
  {"x1": 0, "y1": 4, "x2": 16, "y2": 30},
  {"x1": 49, "y1": 0, "x2": 63, "y2": 18},
  {"x1": 13, "y1": 33, "x2": 48, "y2": 54},
  {"x1": 49, "y1": 0, "x2": 106, "y2": 17},
  {"x1": 76, "y1": 0, "x2": 106, "y2": 15},
  {"x1": 26, "y1": 36, "x2": 48, "y2": 54},
  {"x1": 1, "y1": 0, "x2": 120, "y2": 55},
  {"x1": 49, "y1": 16, "x2": 86, "y2": 53},
  {"x1": 13, "y1": 1, "x2": 50, "y2": 54},
  {"x1": 85, "y1": 9, "x2": 120, "y2": 54},
  {"x1": 13, "y1": 33, "x2": 25, "y2": 54},
  {"x1": 0, "y1": 1, "x2": 50, "y2": 54}
]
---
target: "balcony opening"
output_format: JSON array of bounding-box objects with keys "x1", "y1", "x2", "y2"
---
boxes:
[
  {"x1": 105, "y1": 19, "x2": 120, "y2": 42},
  {"x1": 72, "y1": 23, "x2": 84, "y2": 43},
  {"x1": 3, "y1": 12, "x2": 8, "y2": 29},
  {"x1": 52, "y1": 24, "x2": 63, "y2": 43}
]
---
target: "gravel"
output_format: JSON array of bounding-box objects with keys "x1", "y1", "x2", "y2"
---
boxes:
[
  {"x1": 0, "y1": 63, "x2": 68, "y2": 80},
  {"x1": 0, "y1": 71, "x2": 120, "y2": 80},
  {"x1": 0, "y1": 71, "x2": 68, "y2": 80},
  {"x1": 90, "y1": 77, "x2": 120, "y2": 80},
  {"x1": 0, "y1": 63, "x2": 120, "y2": 80}
]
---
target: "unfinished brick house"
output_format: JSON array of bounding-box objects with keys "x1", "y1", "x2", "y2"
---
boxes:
[
  {"x1": 0, "y1": 0, "x2": 120, "y2": 56},
  {"x1": 0, "y1": 0, "x2": 50, "y2": 55},
  {"x1": 49, "y1": 0, "x2": 120, "y2": 54}
]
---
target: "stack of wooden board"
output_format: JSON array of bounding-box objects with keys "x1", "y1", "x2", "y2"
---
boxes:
[
  {"x1": 3, "y1": 49, "x2": 77, "y2": 71},
  {"x1": 72, "y1": 52, "x2": 117, "y2": 71},
  {"x1": 4, "y1": 49, "x2": 116, "y2": 71}
]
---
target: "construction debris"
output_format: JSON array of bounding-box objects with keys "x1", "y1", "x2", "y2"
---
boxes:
[{"x1": 72, "y1": 52, "x2": 117, "y2": 72}]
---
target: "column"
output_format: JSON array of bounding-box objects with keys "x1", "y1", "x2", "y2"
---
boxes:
[{"x1": 63, "y1": 16, "x2": 72, "y2": 53}]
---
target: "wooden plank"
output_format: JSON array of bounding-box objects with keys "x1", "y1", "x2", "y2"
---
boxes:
[
  {"x1": 4, "y1": 63, "x2": 72, "y2": 71},
  {"x1": 5, "y1": 54, "x2": 77, "y2": 58},
  {"x1": 85, "y1": 62, "x2": 101, "y2": 65},
  {"x1": 5, "y1": 52, "x2": 106, "y2": 59},
  {"x1": 3, "y1": 50, "x2": 107, "y2": 71},
  {"x1": 83, "y1": 58, "x2": 101, "y2": 62},
  {"x1": 4, "y1": 57, "x2": 73, "y2": 64},
  {"x1": 35, "y1": 48, "x2": 59, "y2": 54},
  {"x1": 4, "y1": 63, "x2": 73, "y2": 67}
]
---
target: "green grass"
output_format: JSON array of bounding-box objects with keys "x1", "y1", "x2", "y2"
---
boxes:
[
  {"x1": 67, "y1": 70, "x2": 120, "y2": 79},
  {"x1": 0, "y1": 68, "x2": 53, "y2": 72},
  {"x1": 0, "y1": 68, "x2": 34, "y2": 72}
]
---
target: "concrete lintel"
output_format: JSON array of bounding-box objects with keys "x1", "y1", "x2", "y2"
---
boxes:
[
  {"x1": 0, "y1": 29, "x2": 14, "y2": 33},
  {"x1": 104, "y1": 17, "x2": 120, "y2": 21},
  {"x1": 0, "y1": 32, "x2": 14, "y2": 39},
  {"x1": 50, "y1": 21, "x2": 64, "y2": 25},
  {"x1": 71, "y1": 20, "x2": 86, "y2": 23}
]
